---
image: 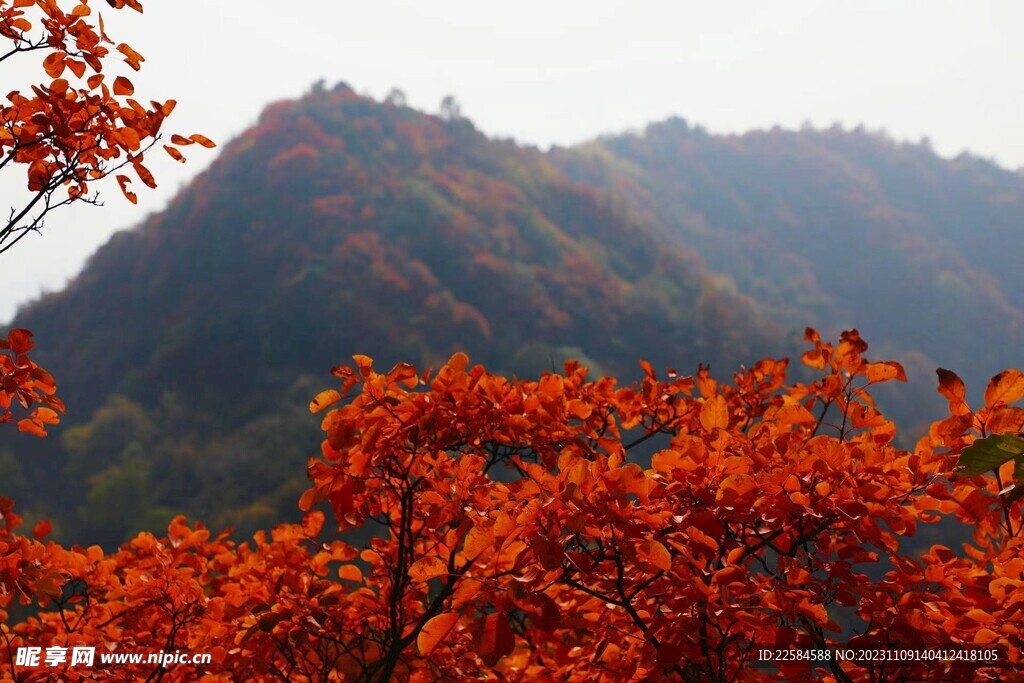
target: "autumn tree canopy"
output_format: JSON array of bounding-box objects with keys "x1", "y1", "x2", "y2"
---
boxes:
[{"x1": 1, "y1": 329, "x2": 1021, "y2": 681}]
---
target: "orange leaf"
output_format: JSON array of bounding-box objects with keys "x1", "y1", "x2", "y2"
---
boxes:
[
  {"x1": 408, "y1": 556, "x2": 447, "y2": 583},
  {"x1": 117, "y1": 43, "x2": 144, "y2": 70},
  {"x1": 775, "y1": 400, "x2": 816, "y2": 427},
  {"x1": 301, "y1": 510, "x2": 325, "y2": 537},
  {"x1": 984, "y1": 369, "x2": 1024, "y2": 408},
  {"x1": 66, "y1": 59, "x2": 86, "y2": 79},
  {"x1": 7, "y1": 329, "x2": 34, "y2": 354},
  {"x1": 309, "y1": 389, "x2": 342, "y2": 414},
  {"x1": 464, "y1": 524, "x2": 494, "y2": 559},
  {"x1": 32, "y1": 407, "x2": 59, "y2": 424},
  {"x1": 697, "y1": 364, "x2": 717, "y2": 397},
  {"x1": 32, "y1": 519, "x2": 52, "y2": 540},
  {"x1": 43, "y1": 52, "x2": 66, "y2": 78},
  {"x1": 113, "y1": 76, "x2": 134, "y2": 96},
  {"x1": 17, "y1": 419, "x2": 46, "y2": 437},
  {"x1": 717, "y1": 473, "x2": 757, "y2": 505},
  {"x1": 163, "y1": 145, "x2": 185, "y2": 162},
  {"x1": 567, "y1": 399, "x2": 592, "y2": 420},
  {"x1": 116, "y1": 175, "x2": 137, "y2": 204},
  {"x1": 447, "y1": 352, "x2": 470, "y2": 373},
  {"x1": 639, "y1": 359, "x2": 656, "y2": 379},
  {"x1": 937, "y1": 368, "x2": 970, "y2": 416},
  {"x1": 189, "y1": 134, "x2": 216, "y2": 148},
  {"x1": 418, "y1": 613, "x2": 459, "y2": 655},
  {"x1": 864, "y1": 361, "x2": 907, "y2": 383},
  {"x1": 636, "y1": 538, "x2": 672, "y2": 571},
  {"x1": 133, "y1": 159, "x2": 156, "y2": 188},
  {"x1": 338, "y1": 565, "x2": 363, "y2": 582},
  {"x1": 699, "y1": 394, "x2": 728, "y2": 431},
  {"x1": 985, "y1": 406, "x2": 1024, "y2": 434},
  {"x1": 955, "y1": 488, "x2": 993, "y2": 522},
  {"x1": 297, "y1": 488, "x2": 318, "y2": 511}
]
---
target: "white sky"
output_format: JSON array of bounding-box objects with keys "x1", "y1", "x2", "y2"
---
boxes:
[{"x1": 2, "y1": 0, "x2": 1023, "y2": 322}]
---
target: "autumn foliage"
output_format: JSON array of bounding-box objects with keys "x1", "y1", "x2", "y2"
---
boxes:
[
  {"x1": 1, "y1": 0, "x2": 212, "y2": 440},
  {"x1": 1, "y1": 329, "x2": 1022, "y2": 681},
  {"x1": 0, "y1": 0, "x2": 212, "y2": 251},
  {"x1": 0, "y1": 329, "x2": 62, "y2": 436}
]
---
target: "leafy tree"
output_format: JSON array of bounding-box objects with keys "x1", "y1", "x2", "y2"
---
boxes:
[
  {"x1": 439, "y1": 94, "x2": 461, "y2": 122},
  {"x1": 0, "y1": 0, "x2": 211, "y2": 436},
  {"x1": 384, "y1": 88, "x2": 407, "y2": 107},
  {"x1": 1, "y1": 330, "x2": 1021, "y2": 680}
]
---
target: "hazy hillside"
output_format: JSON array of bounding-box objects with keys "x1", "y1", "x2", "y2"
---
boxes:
[
  {"x1": 5, "y1": 84, "x2": 777, "y2": 546},
  {"x1": 554, "y1": 119, "x2": 1024, "y2": 430}
]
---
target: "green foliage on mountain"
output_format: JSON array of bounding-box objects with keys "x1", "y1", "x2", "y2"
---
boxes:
[{"x1": 6, "y1": 85, "x2": 1023, "y2": 546}]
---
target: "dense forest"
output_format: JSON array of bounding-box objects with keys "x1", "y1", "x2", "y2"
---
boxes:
[{"x1": 5, "y1": 82, "x2": 1023, "y2": 547}]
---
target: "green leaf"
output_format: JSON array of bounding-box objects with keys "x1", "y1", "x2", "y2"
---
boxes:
[{"x1": 959, "y1": 433, "x2": 1024, "y2": 477}]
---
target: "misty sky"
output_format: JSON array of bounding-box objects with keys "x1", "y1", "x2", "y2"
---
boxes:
[{"x1": 2, "y1": 0, "x2": 1023, "y2": 321}]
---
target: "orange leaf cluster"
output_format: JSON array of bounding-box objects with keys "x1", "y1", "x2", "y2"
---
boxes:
[
  {"x1": 0, "y1": 328, "x2": 64, "y2": 436},
  {"x1": 0, "y1": 0, "x2": 212, "y2": 216},
  {"x1": 1, "y1": 330, "x2": 1022, "y2": 681}
]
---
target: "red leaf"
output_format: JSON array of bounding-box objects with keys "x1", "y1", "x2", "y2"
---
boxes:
[
  {"x1": 533, "y1": 535, "x2": 564, "y2": 571},
  {"x1": 113, "y1": 76, "x2": 134, "y2": 96},
  {"x1": 33, "y1": 519, "x2": 52, "y2": 541},
  {"x1": 43, "y1": 52, "x2": 66, "y2": 78},
  {"x1": 473, "y1": 613, "x2": 515, "y2": 667},
  {"x1": 7, "y1": 329, "x2": 34, "y2": 354},
  {"x1": 937, "y1": 368, "x2": 970, "y2": 416},
  {"x1": 116, "y1": 175, "x2": 138, "y2": 204},
  {"x1": 17, "y1": 419, "x2": 46, "y2": 438}
]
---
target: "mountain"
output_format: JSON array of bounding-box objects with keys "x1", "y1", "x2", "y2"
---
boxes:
[
  {"x1": 553, "y1": 119, "x2": 1024, "y2": 431},
  {"x1": 4, "y1": 83, "x2": 778, "y2": 546},
  {"x1": 5, "y1": 83, "x2": 1023, "y2": 546}
]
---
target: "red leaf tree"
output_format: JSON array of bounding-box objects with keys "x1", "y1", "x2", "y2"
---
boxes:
[
  {"x1": 0, "y1": 0, "x2": 212, "y2": 435},
  {"x1": 1, "y1": 330, "x2": 1021, "y2": 681}
]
